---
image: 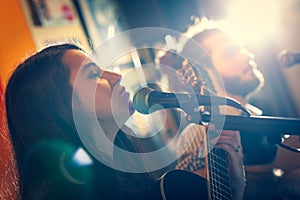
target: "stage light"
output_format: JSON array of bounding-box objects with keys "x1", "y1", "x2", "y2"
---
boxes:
[{"x1": 220, "y1": 0, "x2": 282, "y2": 46}]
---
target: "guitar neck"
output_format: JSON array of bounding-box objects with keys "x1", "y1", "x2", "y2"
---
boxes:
[
  {"x1": 177, "y1": 62, "x2": 234, "y2": 199},
  {"x1": 200, "y1": 83, "x2": 233, "y2": 199},
  {"x1": 207, "y1": 147, "x2": 233, "y2": 200}
]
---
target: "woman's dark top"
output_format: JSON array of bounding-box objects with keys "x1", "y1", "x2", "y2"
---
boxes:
[{"x1": 21, "y1": 130, "x2": 162, "y2": 200}]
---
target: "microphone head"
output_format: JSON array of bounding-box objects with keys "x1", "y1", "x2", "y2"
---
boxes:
[{"x1": 132, "y1": 87, "x2": 153, "y2": 114}]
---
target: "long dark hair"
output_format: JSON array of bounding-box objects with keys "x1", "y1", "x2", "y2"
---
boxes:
[
  {"x1": 5, "y1": 43, "x2": 163, "y2": 200},
  {"x1": 5, "y1": 43, "x2": 86, "y2": 198}
]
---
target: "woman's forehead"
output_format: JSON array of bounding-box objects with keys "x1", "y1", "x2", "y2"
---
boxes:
[
  {"x1": 63, "y1": 50, "x2": 90, "y2": 66},
  {"x1": 63, "y1": 50, "x2": 100, "y2": 74}
]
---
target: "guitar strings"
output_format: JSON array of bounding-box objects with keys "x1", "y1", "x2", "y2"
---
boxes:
[{"x1": 208, "y1": 147, "x2": 232, "y2": 200}]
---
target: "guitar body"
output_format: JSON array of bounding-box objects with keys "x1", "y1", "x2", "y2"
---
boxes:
[{"x1": 160, "y1": 169, "x2": 208, "y2": 200}]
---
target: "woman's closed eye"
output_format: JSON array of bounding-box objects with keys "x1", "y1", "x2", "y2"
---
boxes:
[
  {"x1": 82, "y1": 62, "x2": 103, "y2": 80},
  {"x1": 88, "y1": 70, "x2": 102, "y2": 79}
]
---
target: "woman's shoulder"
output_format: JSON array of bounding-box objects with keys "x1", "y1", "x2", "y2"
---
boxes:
[{"x1": 22, "y1": 140, "x2": 119, "y2": 199}]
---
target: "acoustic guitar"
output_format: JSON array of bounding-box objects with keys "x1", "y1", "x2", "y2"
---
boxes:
[{"x1": 159, "y1": 59, "x2": 233, "y2": 200}]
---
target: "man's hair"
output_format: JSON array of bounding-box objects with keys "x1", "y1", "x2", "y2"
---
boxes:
[{"x1": 185, "y1": 28, "x2": 221, "y2": 48}]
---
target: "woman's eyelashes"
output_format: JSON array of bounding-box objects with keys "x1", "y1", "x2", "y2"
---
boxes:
[
  {"x1": 87, "y1": 67, "x2": 103, "y2": 79},
  {"x1": 88, "y1": 70, "x2": 101, "y2": 79}
]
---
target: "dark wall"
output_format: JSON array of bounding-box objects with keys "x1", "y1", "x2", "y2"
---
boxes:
[{"x1": 115, "y1": 0, "x2": 229, "y2": 32}]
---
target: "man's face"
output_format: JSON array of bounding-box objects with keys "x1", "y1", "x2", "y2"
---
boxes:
[{"x1": 202, "y1": 32, "x2": 263, "y2": 96}]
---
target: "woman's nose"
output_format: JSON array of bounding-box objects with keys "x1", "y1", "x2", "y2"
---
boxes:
[{"x1": 101, "y1": 70, "x2": 122, "y2": 86}]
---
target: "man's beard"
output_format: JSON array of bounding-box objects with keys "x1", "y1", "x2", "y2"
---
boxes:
[{"x1": 223, "y1": 74, "x2": 263, "y2": 97}]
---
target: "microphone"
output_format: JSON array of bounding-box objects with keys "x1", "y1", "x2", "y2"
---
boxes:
[
  {"x1": 132, "y1": 87, "x2": 246, "y2": 114},
  {"x1": 279, "y1": 50, "x2": 300, "y2": 68}
]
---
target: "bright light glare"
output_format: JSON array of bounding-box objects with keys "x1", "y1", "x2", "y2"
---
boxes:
[
  {"x1": 165, "y1": 34, "x2": 177, "y2": 50},
  {"x1": 283, "y1": 134, "x2": 291, "y2": 139},
  {"x1": 272, "y1": 168, "x2": 284, "y2": 177},
  {"x1": 107, "y1": 25, "x2": 115, "y2": 39},
  {"x1": 72, "y1": 147, "x2": 93, "y2": 165},
  {"x1": 220, "y1": 0, "x2": 282, "y2": 46}
]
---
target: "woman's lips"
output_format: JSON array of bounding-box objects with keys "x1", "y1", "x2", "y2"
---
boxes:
[
  {"x1": 119, "y1": 86, "x2": 125, "y2": 94},
  {"x1": 119, "y1": 86, "x2": 130, "y2": 98}
]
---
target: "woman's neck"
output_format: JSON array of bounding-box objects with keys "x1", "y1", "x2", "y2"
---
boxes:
[{"x1": 96, "y1": 118, "x2": 120, "y2": 142}]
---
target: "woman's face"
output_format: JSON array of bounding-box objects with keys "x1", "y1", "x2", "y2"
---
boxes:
[{"x1": 64, "y1": 49, "x2": 134, "y2": 122}]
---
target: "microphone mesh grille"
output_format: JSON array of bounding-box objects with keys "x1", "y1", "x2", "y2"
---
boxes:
[{"x1": 132, "y1": 87, "x2": 152, "y2": 114}]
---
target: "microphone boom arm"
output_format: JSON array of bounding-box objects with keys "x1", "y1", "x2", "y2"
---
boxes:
[{"x1": 200, "y1": 113, "x2": 300, "y2": 136}]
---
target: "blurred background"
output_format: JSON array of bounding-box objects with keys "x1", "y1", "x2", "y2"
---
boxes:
[
  {"x1": 1, "y1": 0, "x2": 300, "y2": 117},
  {"x1": 0, "y1": 0, "x2": 300, "y2": 199}
]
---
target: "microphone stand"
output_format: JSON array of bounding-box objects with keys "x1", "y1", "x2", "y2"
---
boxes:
[
  {"x1": 200, "y1": 113, "x2": 300, "y2": 136},
  {"x1": 195, "y1": 112, "x2": 300, "y2": 153}
]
